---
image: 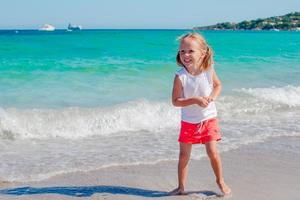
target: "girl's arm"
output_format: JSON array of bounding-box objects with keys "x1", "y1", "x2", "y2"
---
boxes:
[
  {"x1": 172, "y1": 75, "x2": 209, "y2": 107},
  {"x1": 207, "y1": 67, "x2": 222, "y2": 102}
]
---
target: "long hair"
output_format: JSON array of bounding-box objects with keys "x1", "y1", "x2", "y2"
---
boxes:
[{"x1": 176, "y1": 32, "x2": 214, "y2": 71}]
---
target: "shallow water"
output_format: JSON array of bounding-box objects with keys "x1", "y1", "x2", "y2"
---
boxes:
[{"x1": 0, "y1": 30, "x2": 300, "y2": 182}]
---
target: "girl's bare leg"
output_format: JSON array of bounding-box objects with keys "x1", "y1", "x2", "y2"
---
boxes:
[
  {"x1": 169, "y1": 142, "x2": 192, "y2": 195},
  {"x1": 205, "y1": 141, "x2": 231, "y2": 195}
]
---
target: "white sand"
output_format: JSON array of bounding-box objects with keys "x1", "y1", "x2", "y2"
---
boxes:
[{"x1": 1, "y1": 136, "x2": 300, "y2": 200}]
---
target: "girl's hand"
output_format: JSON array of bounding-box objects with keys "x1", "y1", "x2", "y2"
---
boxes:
[
  {"x1": 195, "y1": 97, "x2": 209, "y2": 107},
  {"x1": 203, "y1": 96, "x2": 214, "y2": 103}
]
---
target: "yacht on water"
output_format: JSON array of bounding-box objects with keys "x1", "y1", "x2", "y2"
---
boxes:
[
  {"x1": 39, "y1": 24, "x2": 55, "y2": 31},
  {"x1": 67, "y1": 23, "x2": 82, "y2": 31},
  {"x1": 270, "y1": 28, "x2": 280, "y2": 32}
]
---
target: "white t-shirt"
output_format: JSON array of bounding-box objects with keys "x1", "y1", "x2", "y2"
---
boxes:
[{"x1": 175, "y1": 67, "x2": 217, "y2": 123}]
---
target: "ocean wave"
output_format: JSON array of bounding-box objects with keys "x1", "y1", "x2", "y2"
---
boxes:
[
  {"x1": 0, "y1": 100, "x2": 180, "y2": 140},
  {"x1": 216, "y1": 86, "x2": 300, "y2": 118},
  {"x1": 238, "y1": 85, "x2": 300, "y2": 107},
  {"x1": 1, "y1": 85, "x2": 300, "y2": 140},
  {"x1": 1, "y1": 93, "x2": 300, "y2": 182}
]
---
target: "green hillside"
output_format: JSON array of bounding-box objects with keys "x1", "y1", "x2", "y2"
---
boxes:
[{"x1": 194, "y1": 12, "x2": 300, "y2": 30}]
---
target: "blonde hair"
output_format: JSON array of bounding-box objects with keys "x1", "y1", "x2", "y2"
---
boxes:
[{"x1": 176, "y1": 32, "x2": 214, "y2": 71}]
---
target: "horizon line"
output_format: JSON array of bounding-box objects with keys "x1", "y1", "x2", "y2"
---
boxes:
[{"x1": 0, "y1": 28, "x2": 192, "y2": 31}]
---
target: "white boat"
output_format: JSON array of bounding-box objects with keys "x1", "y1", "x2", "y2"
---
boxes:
[
  {"x1": 39, "y1": 24, "x2": 55, "y2": 31},
  {"x1": 67, "y1": 23, "x2": 82, "y2": 31},
  {"x1": 270, "y1": 28, "x2": 280, "y2": 32}
]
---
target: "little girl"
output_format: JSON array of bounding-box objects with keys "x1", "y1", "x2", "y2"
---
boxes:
[{"x1": 170, "y1": 32, "x2": 231, "y2": 196}]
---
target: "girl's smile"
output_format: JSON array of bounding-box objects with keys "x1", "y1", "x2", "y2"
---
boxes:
[{"x1": 179, "y1": 38, "x2": 205, "y2": 73}]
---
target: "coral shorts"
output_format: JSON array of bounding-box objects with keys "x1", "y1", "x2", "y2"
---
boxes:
[{"x1": 178, "y1": 118, "x2": 221, "y2": 144}]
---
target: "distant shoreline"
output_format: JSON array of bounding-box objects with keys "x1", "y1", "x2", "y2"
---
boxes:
[{"x1": 194, "y1": 12, "x2": 300, "y2": 31}]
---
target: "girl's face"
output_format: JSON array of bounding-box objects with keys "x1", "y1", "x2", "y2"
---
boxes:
[{"x1": 179, "y1": 38, "x2": 205, "y2": 69}]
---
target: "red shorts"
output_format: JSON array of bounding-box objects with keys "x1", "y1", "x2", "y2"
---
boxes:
[{"x1": 178, "y1": 118, "x2": 221, "y2": 144}]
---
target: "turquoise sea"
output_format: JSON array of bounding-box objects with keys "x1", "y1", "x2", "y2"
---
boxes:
[{"x1": 0, "y1": 30, "x2": 300, "y2": 182}]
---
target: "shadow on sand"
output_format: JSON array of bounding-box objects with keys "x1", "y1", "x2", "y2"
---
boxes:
[{"x1": 0, "y1": 185, "x2": 220, "y2": 198}]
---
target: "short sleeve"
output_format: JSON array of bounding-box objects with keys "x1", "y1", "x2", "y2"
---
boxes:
[
  {"x1": 175, "y1": 68, "x2": 185, "y2": 86},
  {"x1": 205, "y1": 65, "x2": 214, "y2": 85}
]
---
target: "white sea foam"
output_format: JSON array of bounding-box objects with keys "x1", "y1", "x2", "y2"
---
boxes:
[
  {"x1": 1, "y1": 85, "x2": 300, "y2": 140},
  {"x1": 1, "y1": 87, "x2": 300, "y2": 182},
  {"x1": 238, "y1": 85, "x2": 300, "y2": 107},
  {"x1": 0, "y1": 100, "x2": 180, "y2": 140}
]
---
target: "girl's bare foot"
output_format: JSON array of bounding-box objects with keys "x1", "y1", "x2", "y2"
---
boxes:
[
  {"x1": 168, "y1": 187, "x2": 186, "y2": 195},
  {"x1": 217, "y1": 181, "x2": 231, "y2": 195}
]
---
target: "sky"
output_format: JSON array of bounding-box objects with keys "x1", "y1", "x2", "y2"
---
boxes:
[{"x1": 1, "y1": 0, "x2": 300, "y2": 29}]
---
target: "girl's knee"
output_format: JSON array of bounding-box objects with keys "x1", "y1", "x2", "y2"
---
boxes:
[
  {"x1": 207, "y1": 150, "x2": 219, "y2": 160},
  {"x1": 179, "y1": 151, "x2": 190, "y2": 162}
]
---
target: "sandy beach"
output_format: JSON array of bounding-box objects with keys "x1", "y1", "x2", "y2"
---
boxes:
[{"x1": 1, "y1": 136, "x2": 299, "y2": 200}]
